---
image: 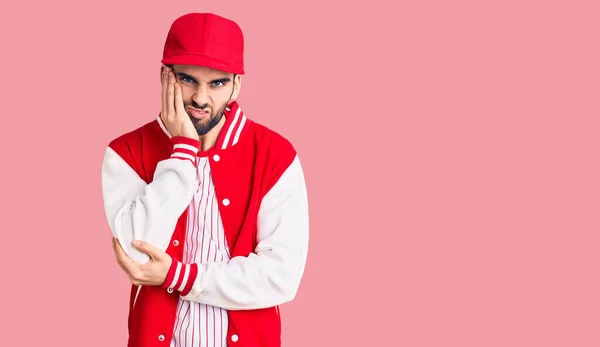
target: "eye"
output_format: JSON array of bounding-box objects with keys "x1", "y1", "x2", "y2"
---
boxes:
[
  {"x1": 180, "y1": 76, "x2": 195, "y2": 84},
  {"x1": 211, "y1": 81, "x2": 225, "y2": 87}
]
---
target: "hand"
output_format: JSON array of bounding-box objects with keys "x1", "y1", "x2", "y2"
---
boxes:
[
  {"x1": 161, "y1": 66, "x2": 199, "y2": 141},
  {"x1": 112, "y1": 238, "x2": 173, "y2": 286}
]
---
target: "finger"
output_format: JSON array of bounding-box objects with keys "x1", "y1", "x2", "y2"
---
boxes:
[
  {"x1": 111, "y1": 239, "x2": 132, "y2": 274},
  {"x1": 161, "y1": 66, "x2": 168, "y2": 121},
  {"x1": 132, "y1": 239, "x2": 160, "y2": 260},
  {"x1": 114, "y1": 238, "x2": 137, "y2": 270},
  {"x1": 111, "y1": 238, "x2": 122, "y2": 260},
  {"x1": 174, "y1": 83, "x2": 184, "y2": 115},
  {"x1": 167, "y1": 72, "x2": 176, "y2": 121}
]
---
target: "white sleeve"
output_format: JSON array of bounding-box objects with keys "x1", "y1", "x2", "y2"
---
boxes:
[
  {"x1": 101, "y1": 136, "x2": 200, "y2": 264},
  {"x1": 166, "y1": 155, "x2": 309, "y2": 310}
]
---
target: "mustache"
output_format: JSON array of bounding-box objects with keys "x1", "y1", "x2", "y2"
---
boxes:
[{"x1": 187, "y1": 102, "x2": 209, "y2": 110}]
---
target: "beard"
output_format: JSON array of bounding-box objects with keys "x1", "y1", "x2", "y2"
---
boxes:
[{"x1": 185, "y1": 101, "x2": 228, "y2": 136}]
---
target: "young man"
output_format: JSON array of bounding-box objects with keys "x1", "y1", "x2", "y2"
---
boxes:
[{"x1": 101, "y1": 12, "x2": 309, "y2": 347}]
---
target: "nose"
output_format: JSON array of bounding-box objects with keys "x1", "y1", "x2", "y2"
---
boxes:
[{"x1": 192, "y1": 85, "x2": 210, "y2": 107}]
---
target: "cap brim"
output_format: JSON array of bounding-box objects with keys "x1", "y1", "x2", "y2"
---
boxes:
[{"x1": 161, "y1": 54, "x2": 245, "y2": 75}]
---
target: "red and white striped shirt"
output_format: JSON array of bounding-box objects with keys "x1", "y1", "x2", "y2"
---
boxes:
[
  {"x1": 170, "y1": 156, "x2": 230, "y2": 347},
  {"x1": 160, "y1": 104, "x2": 249, "y2": 347}
]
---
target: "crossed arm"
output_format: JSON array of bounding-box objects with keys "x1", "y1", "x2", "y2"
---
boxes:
[{"x1": 103, "y1": 146, "x2": 309, "y2": 310}]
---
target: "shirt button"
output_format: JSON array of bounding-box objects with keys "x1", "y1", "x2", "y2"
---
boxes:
[
  {"x1": 167, "y1": 288, "x2": 174, "y2": 294},
  {"x1": 213, "y1": 154, "x2": 220, "y2": 162},
  {"x1": 231, "y1": 334, "x2": 239, "y2": 342},
  {"x1": 222, "y1": 198, "x2": 230, "y2": 206},
  {"x1": 158, "y1": 335, "x2": 165, "y2": 341},
  {"x1": 173, "y1": 240, "x2": 179, "y2": 246}
]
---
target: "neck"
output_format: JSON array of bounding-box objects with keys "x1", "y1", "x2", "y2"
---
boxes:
[{"x1": 198, "y1": 116, "x2": 226, "y2": 152}]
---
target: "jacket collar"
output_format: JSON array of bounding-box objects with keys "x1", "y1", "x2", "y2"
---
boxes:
[{"x1": 156, "y1": 101, "x2": 251, "y2": 152}]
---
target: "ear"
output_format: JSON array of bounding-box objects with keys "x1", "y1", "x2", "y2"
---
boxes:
[{"x1": 231, "y1": 74, "x2": 242, "y2": 100}]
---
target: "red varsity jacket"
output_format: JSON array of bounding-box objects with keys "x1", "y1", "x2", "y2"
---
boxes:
[{"x1": 101, "y1": 101, "x2": 309, "y2": 347}]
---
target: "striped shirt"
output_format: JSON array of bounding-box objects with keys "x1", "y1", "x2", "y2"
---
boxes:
[{"x1": 170, "y1": 156, "x2": 230, "y2": 347}]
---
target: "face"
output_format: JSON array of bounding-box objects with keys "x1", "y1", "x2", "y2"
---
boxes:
[{"x1": 167, "y1": 64, "x2": 241, "y2": 136}]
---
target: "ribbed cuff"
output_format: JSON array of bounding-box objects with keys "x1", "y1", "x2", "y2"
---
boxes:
[
  {"x1": 170, "y1": 136, "x2": 200, "y2": 165},
  {"x1": 162, "y1": 257, "x2": 199, "y2": 296}
]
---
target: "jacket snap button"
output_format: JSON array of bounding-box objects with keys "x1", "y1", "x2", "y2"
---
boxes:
[
  {"x1": 173, "y1": 240, "x2": 179, "y2": 246},
  {"x1": 231, "y1": 334, "x2": 239, "y2": 342},
  {"x1": 158, "y1": 334, "x2": 165, "y2": 341},
  {"x1": 222, "y1": 198, "x2": 230, "y2": 206},
  {"x1": 213, "y1": 154, "x2": 220, "y2": 162}
]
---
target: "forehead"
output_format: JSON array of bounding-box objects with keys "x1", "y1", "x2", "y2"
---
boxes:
[{"x1": 172, "y1": 64, "x2": 232, "y2": 79}]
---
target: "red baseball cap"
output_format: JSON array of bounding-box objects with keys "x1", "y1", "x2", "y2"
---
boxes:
[{"x1": 161, "y1": 13, "x2": 245, "y2": 75}]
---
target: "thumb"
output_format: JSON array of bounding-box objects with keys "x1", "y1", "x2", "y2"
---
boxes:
[{"x1": 132, "y1": 240, "x2": 159, "y2": 259}]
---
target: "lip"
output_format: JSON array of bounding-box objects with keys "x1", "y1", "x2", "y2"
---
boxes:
[{"x1": 188, "y1": 107, "x2": 209, "y2": 119}]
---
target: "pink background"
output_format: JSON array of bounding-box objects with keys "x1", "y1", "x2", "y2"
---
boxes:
[{"x1": 1, "y1": 0, "x2": 599, "y2": 346}]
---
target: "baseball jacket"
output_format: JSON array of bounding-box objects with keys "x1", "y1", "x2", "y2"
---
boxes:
[{"x1": 101, "y1": 101, "x2": 309, "y2": 347}]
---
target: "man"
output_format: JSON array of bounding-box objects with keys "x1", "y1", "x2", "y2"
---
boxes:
[{"x1": 101, "y1": 12, "x2": 309, "y2": 347}]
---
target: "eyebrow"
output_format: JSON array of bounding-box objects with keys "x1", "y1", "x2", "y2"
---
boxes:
[
  {"x1": 174, "y1": 71, "x2": 231, "y2": 84},
  {"x1": 210, "y1": 77, "x2": 231, "y2": 84}
]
